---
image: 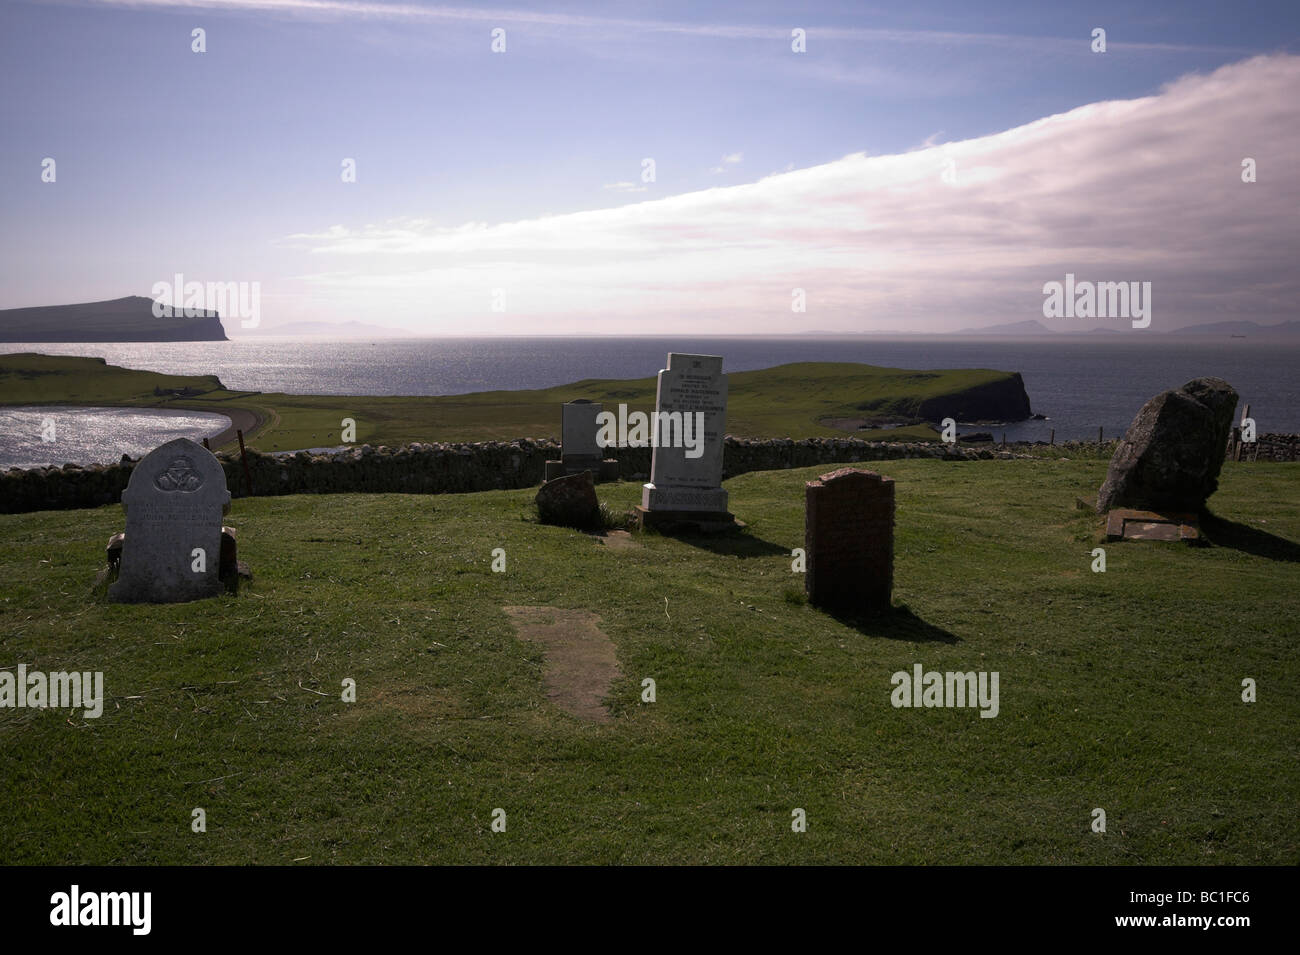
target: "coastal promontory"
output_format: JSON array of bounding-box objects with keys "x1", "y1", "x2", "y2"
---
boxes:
[{"x1": 0, "y1": 296, "x2": 228, "y2": 343}]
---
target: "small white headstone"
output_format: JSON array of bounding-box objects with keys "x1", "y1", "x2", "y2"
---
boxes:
[
  {"x1": 108, "y1": 437, "x2": 230, "y2": 603},
  {"x1": 641, "y1": 353, "x2": 729, "y2": 513}
]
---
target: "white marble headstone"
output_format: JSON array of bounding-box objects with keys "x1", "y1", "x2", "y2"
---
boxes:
[
  {"x1": 108, "y1": 437, "x2": 231, "y2": 604},
  {"x1": 641, "y1": 353, "x2": 729, "y2": 513}
]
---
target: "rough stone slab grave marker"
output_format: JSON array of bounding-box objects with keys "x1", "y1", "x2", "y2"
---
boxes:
[
  {"x1": 1104, "y1": 508, "x2": 1200, "y2": 543},
  {"x1": 108, "y1": 437, "x2": 231, "y2": 603},
  {"x1": 535, "y1": 469, "x2": 601, "y2": 529},
  {"x1": 805, "y1": 468, "x2": 894, "y2": 610},
  {"x1": 504, "y1": 606, "x2": 622, "y2": 724},
  {"x1": 635, "y1": 352, "x2": 734, "y2": 531}
]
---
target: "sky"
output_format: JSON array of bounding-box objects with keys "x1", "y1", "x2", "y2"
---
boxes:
[{"x1": 1, "y1": 0, "x2": 1297, "y2": 336}]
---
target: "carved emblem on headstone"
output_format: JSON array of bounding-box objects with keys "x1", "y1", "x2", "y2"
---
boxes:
[{"x1": 154, "y1": 456, "x2": 204, "y2": 492}]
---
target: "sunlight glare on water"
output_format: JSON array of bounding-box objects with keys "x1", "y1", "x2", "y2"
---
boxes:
[{"x1": 0, "y1": 406, "x2": 231, "y2": 469}]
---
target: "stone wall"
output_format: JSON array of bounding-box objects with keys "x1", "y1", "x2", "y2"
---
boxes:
[
  {"x1": 3, "y1": 432, "x2": 1294, "y2": 515},
  {"x1": 1226, "y1": 432, "x2": 1300, "y2": 463}
]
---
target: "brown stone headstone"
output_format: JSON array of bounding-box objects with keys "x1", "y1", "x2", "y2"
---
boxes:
[{"x1": 805, "y1": 468, "x2": 894, "y2": 610}]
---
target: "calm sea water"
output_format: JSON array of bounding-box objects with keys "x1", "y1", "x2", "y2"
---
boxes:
[
  {"x1": 3, "y1": 337, "x2": 1296, "y2": 466},
  {"x1": 0, "y1": 406, "x2": 230, "y2": 469}
]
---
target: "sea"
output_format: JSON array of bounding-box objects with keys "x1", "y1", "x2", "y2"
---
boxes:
[
  {"x1": 0, "y1": 405, "x2": 232, "y2": 470},
  {"x1": 3, "y1": 336, "x2": 1297, "y2": 469}
]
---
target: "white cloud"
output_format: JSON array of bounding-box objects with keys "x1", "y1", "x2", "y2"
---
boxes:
[
  {"x1": 710, "y1": 152, "x2": 744, "y2": 175},
  {"x1": 286, "y1": 55, "x2": 1300, "y2": 334}
]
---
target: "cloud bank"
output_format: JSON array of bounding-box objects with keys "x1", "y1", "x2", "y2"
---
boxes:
[{"x1": 287, "y1": 54, "x2": 1300, "y2": 334}]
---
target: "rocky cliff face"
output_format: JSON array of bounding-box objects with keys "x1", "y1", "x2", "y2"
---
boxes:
[
  {"x1": 0, "y1": 296, "x2": 228, "y2": 342},
  {"x1": 916, "y1": 372, "x2": 1033, "y2": 423}
]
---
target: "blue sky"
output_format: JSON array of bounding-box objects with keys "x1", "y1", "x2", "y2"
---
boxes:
[{"x1": 2, "y1": 0, "x2": 1298, "y2": 334}]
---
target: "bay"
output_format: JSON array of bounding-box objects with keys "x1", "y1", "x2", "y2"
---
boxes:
[
  {"x1": 4, "y1": 337, "x2": 1296, "y2": 450},
  {"x1": 0, "y1": 406, "x2": 231, "y2": 470}
]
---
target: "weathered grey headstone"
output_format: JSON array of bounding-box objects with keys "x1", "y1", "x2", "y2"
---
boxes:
[
  {"x1": 563, "y1": 400, "x2": 602, "y2": 464},
  {"x1": 108, "y1": 525, "x2": 243, "y2": 573},
  {"x1": 1097, "y1": 377, "x2": 1238, "y2": 514},
  {"x1": 635, "y1": 353, "x2": 734, "y2": 531},
  {"x1": 805, "y1": 468, "x2": 895, "y2": 610},
  {"x1": 544, "y1": 399, "x2": 620, "y2": 482},
  {"x1": 108, "y1": 437, "x2": 230, "y2": 603}
]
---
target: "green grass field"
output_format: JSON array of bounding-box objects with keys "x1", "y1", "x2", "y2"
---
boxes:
[
  {"x1": 1, "y1": 458, "x2": 1295, "y2": 864},
  {"x1": 0, "y1": 353, "x2": 1037, "y2": 452}
]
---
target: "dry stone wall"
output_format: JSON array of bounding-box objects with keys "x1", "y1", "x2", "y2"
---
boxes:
[{"x1": 3, "y1": 432, "x2": 1293, "y2": 515}]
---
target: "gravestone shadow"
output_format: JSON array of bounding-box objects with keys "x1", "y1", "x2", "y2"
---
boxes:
[
  {"x1": 665, "y1": 528, "x2": 790, "y2": 559},
  {"x1": 1200, "y1": 511, "x2": 1300, "y2": 563},
  {"x1": 820, "y1": 602, "x2": 960, "y2": 644}
]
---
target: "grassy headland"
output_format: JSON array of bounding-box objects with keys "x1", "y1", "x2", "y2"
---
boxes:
[{"x1": 0, "y1": 296, "x2": 226, "y2": 343}]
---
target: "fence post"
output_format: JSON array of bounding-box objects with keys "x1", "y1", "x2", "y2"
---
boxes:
[{"x1": 236, "y1": 429, "x2": 254, "y2": 497}]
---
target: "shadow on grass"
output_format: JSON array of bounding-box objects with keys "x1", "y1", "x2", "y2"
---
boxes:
[
  {"x1": 667, "y1": 527, "x2": 791, "y2": 559},
  {"x1": 820, "y1": 602, "x2": 960, "y2": 643},
  {"x1": 1201, "y1": 511, "x2": 1300, "y2": 563}
]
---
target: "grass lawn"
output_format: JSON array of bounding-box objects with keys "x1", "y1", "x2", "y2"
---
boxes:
[{"x1": 1, "y1": 458, "x2": 1296, "y2": 864}]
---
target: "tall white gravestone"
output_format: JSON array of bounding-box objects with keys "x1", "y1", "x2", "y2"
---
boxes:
[
  {"x1": 108, "y1": 437, "x2": 231, "y2": 603},
  {"x1": 637, "y1": 353, "x2": 733, "y2": 529}
]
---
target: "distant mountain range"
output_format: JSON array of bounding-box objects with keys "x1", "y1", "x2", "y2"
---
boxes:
[
  {"x1": 951, "y1": 319, "x2": 1056, "y2": 336},
  {"x1": 948, "y1": 318, "x2": 1300, "y2": 338},
  {"x1": 2, "y1": 295, "x2": 1296, "y2": 342},
  {"x1": 236, "y1": 320, "x2": 416, "y2": 338},
  {"x1": 1166, "y1": 319, "x2": 1300, "y2": 337},
  {"x1": 802, "y1": 318, "x2": 1300, "y2": 338}
]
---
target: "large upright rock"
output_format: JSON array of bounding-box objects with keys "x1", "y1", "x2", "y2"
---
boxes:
[
  {"x1": 536, "y1": 470, "x2": 601, "y2": 530},
  {"x1": 1097, "y1": 378, "x2": 1238, "y2": 514}
]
